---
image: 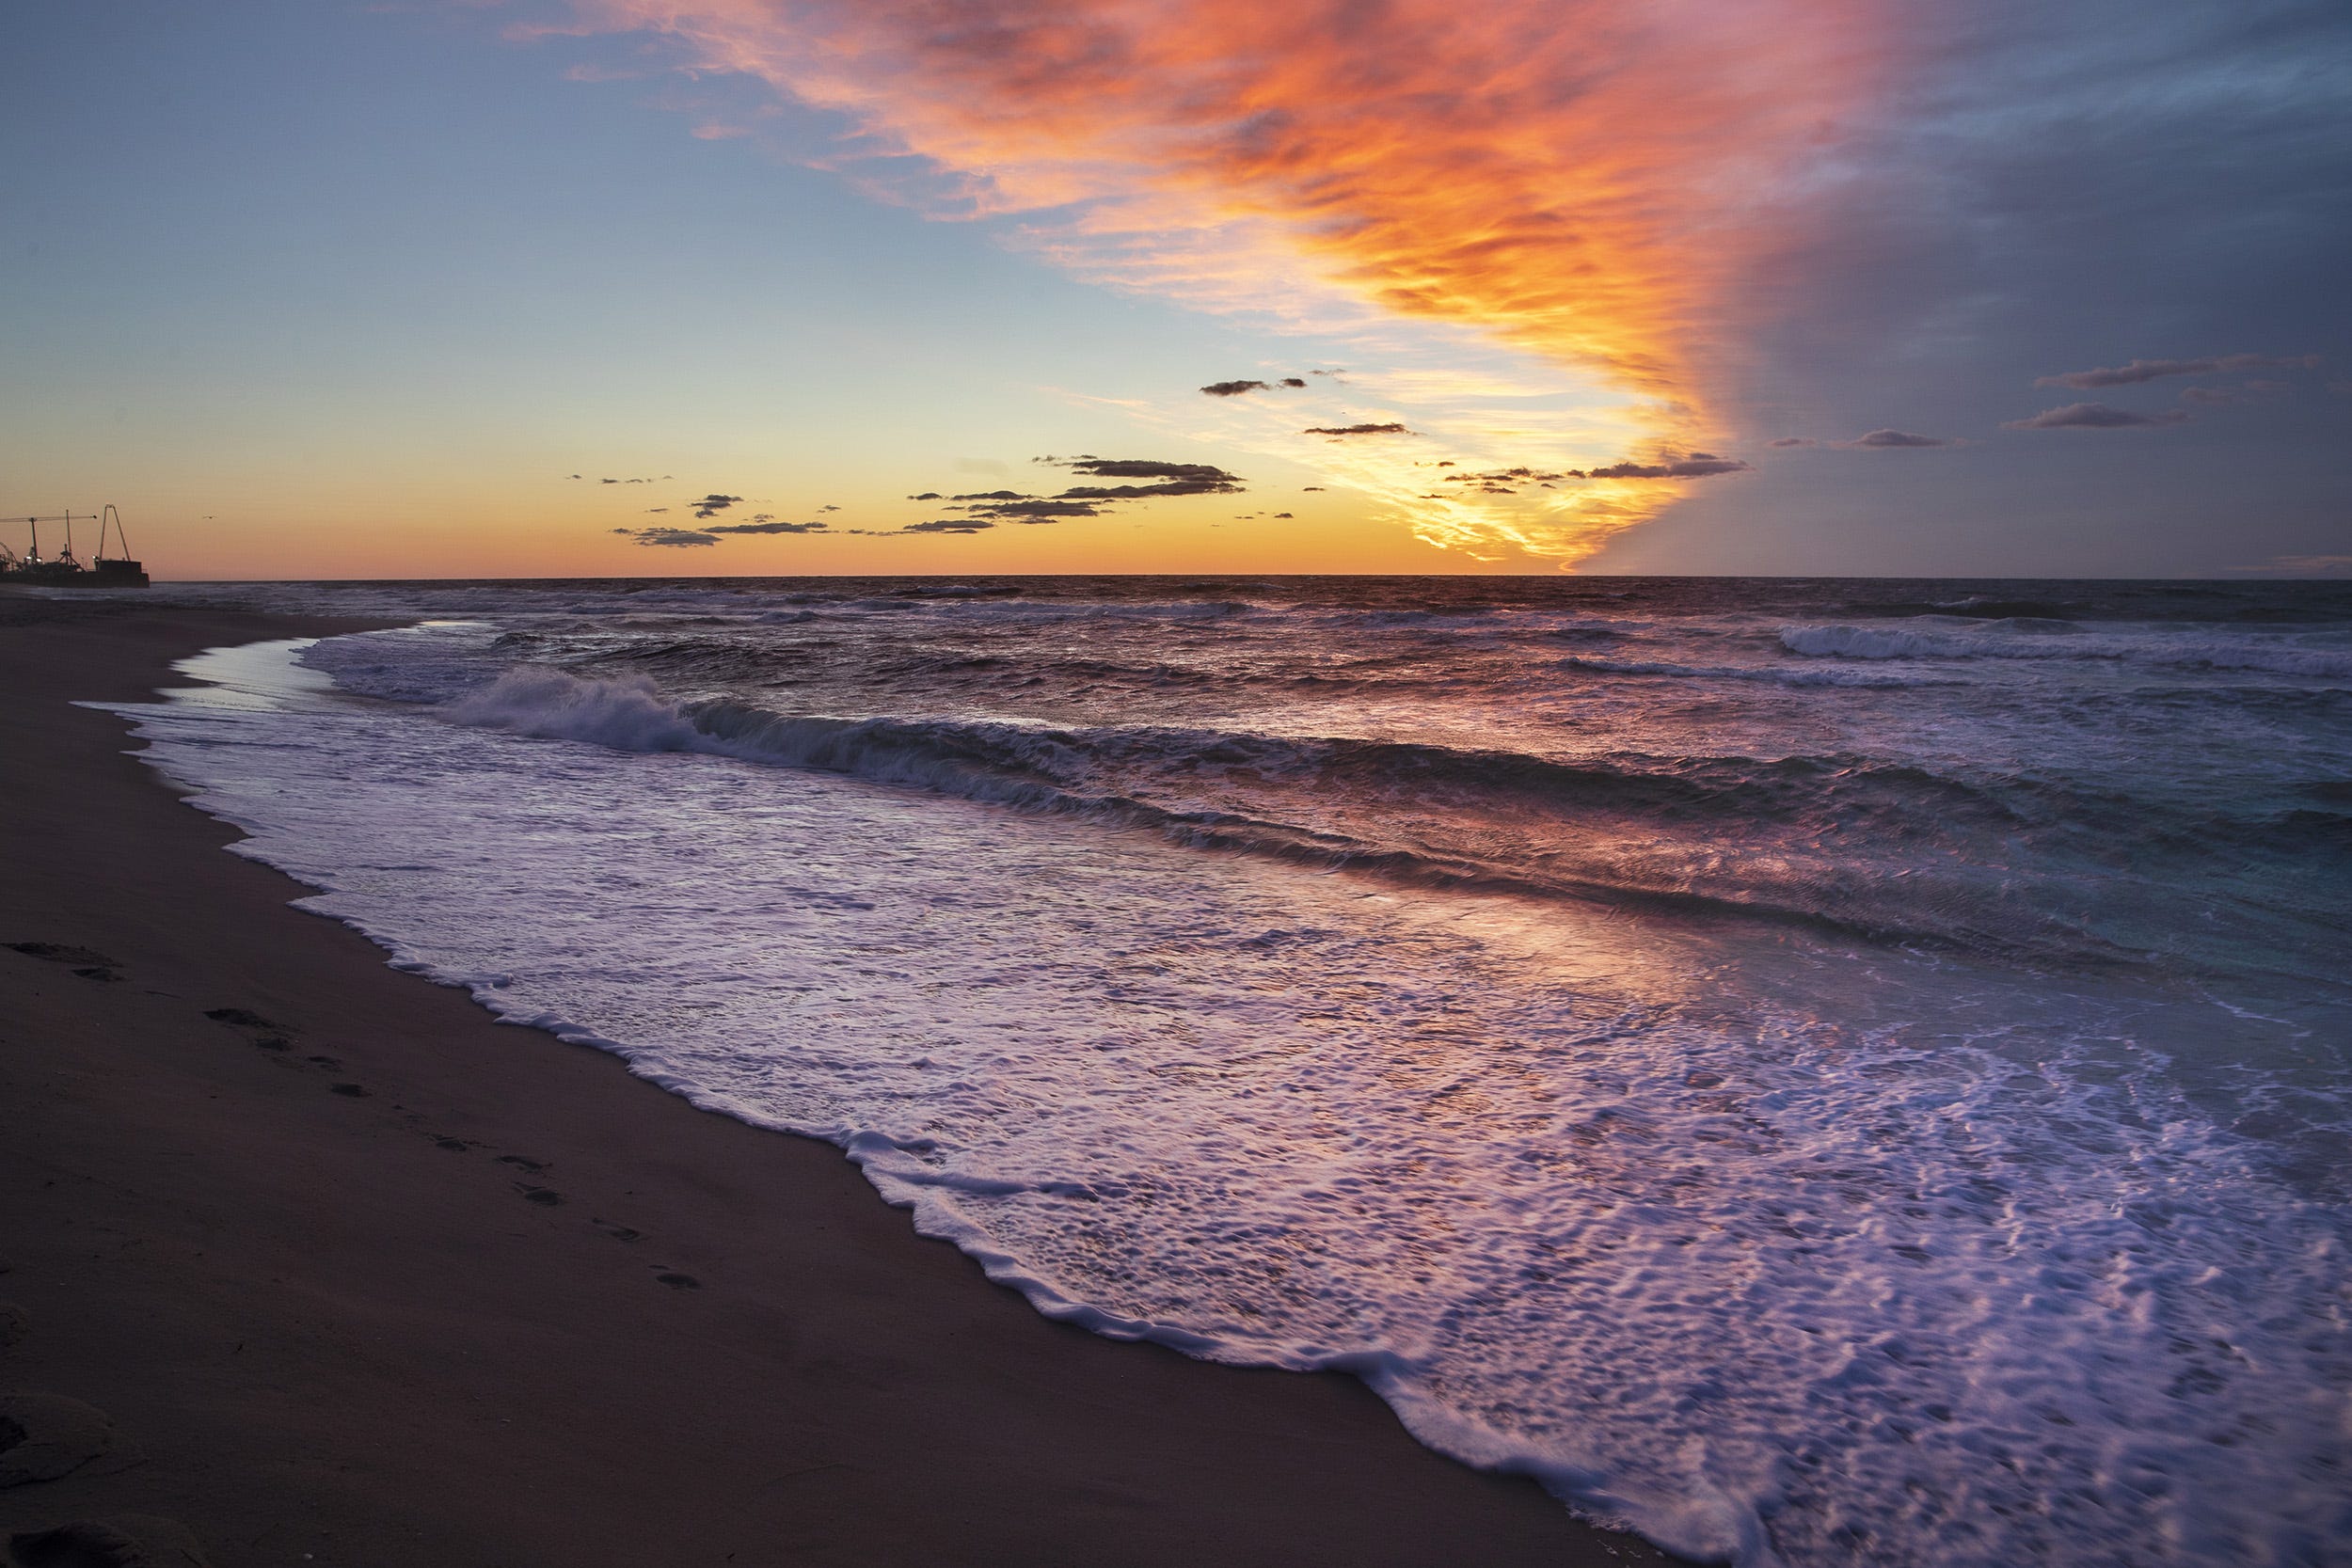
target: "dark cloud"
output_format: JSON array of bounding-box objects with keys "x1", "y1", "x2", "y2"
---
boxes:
[
  {"x1": 690, "y1": 493, "x2": 744, "y2": 518},
  {"x1": 1582, "y1": 456, "x2": 1754, "y2": 479},
  {"x1": 1201, "y1": 375, "x2": 1310, "y2": 395},
  {"x1": 1644, "y1": 0, "x2": 2350, "y2": 576},
  {"x1": 1054, "y1": 457, "x2": 1239, "y2": 482},
  {"x1": 1274, "y1": 511, "x2": 1294, "y2": 517},
  {"x1": 1769, "y1": 436, "x2": 1820, "y2": 448},
  {"x1": 874, "y1": 456, "x2": 1251, "y2": 536},
  {"x1": 1302, "y1": 485, "x2": 1325, "y2": 491},
  {"x1": 1057, "y1": 482, "x2": 1233, "y2": 499},
  {"x1": 1442, "y1": 456, "x2": 1752, "y2": 482},
  {"x1": 1443, "y1": 466, "x2": 1574, "y2": 483},
  {"x1": 1034, "y1": 456, "x2": 1246, "y2": 499},
  {"x1": 2035, "y1": 353, "x2": 2320, "y2": 389},
  {"x1": 1304, "y1": 422, "x2": 1413, "y2": 436},
  {"x1": 2002, "y1": 402, "x2": 2191, "y2": 429},
  {"x1": 620, "y1": 527, "x2": 720, "y2": 547},
  {"x1": 706, "y1": 518, "x2": 831, "y2": 534},
  {"x1": 644, "y1": 507, "x2": 670, "y2": 514},
  {"x1": 1836, "y1": 429, "x2": 1955, "y2": 449},
  {"x1": 960, "y1": 499, "x2": 1104, "y2": 519}
]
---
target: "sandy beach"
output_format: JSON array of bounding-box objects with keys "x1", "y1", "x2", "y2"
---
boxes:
[{"x1": 0, "y1": 598, "x2": 1677, "y2": 1567}]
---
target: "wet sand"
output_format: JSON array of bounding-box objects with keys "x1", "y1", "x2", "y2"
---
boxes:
[{"x1": 0, "y1": 598, "x2": 1682, "y2": 1567}]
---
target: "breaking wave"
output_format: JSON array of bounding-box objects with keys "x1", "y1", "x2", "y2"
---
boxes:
[{"x1": 435, "y1": 665, "x2": 2352, "y2": 973}]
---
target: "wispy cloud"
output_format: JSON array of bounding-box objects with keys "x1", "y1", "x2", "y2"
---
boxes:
[
  {"x1": 2034, "y1": 353, "x2": 2319, "y2": 389},
  {"x1": 1585, "y1": 455, "x2": 1752, "y2": 478},
  {"x1": 537, "y1": 0, "x2": 1883, "y2": 562},
  {"x1": 903, "y1": 455, "x2": 1249, "y2": 526},
  {"x1": 612, "y1": 526, "x2": 720, "y2": 546},
  {"x1": 1835, "y1": 429, "x2": 1954, "y2": 449},
  {"x1": 2002, "y1": 402, "x2": 2190, "y2": 430},
  {"x1": 707, "y1": 517, "x2": 829, "y2": 533}
]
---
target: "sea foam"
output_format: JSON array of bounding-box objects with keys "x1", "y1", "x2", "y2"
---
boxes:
[
  {"x1": 110, "y1": 580, "x2": 2352, "y2": 1567},
  {"x1": 107, "y1": 631, "x2": 2352, "y2": 1568}
]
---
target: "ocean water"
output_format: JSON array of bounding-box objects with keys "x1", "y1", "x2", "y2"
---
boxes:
[{"x1": 107, "y1": 576, "x2": 2351, "y2": 1565}]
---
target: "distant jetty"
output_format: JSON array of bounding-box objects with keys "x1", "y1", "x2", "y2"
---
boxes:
[{"x1": 0, "y1": 506, "x2": 148, "y2": 587}]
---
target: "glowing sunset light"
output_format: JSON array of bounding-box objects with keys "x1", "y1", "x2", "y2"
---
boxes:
[
  {"x1": 8, "y1": 3, "x2": 2340, "y2": 578},
  {"x1": 533, "y1": 0, "x2": 1883, "y2": 561}
]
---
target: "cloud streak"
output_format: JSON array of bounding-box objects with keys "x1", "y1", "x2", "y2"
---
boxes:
[
  {"x1": 2002, "y1": 403, "x2": 2190, "y2": 430},
  {"x1": 612, "y1": 526, "x2": 721, "y2": 546},
  {"x1": 2034, "y1": 353, "x2": 2319, "y2": 389},
  {"x1": 707, "y1": 517, "x2": 830, "y2": 533},
  {"x1": 1304, "y1": 422, "x2": 1413, "y2": 437},
  {"x1": 540, "y1": 0, "x2": 1884, "y2": 562},
  {"x1": 1836, "y1": 429, "x2": 1953, "y2": 449}
]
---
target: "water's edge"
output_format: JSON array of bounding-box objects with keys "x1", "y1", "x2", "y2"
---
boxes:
[{"x1": 106, "y1": 632, "x2": 1686, "y2": 1554}]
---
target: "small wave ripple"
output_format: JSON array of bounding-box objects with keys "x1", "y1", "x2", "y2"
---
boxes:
[{"x1": 1781, "y1": 622, "x2": 2352, "y2": 677}]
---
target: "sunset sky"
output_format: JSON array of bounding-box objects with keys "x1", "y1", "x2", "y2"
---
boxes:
[{"x1": 6, "y1": 0, "x2": 2347, "y2": 579}]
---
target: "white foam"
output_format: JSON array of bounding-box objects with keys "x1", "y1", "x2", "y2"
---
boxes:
[
  {"x1": 445, "y1": 666, "x2": 711, "y2": 752},
  {"x1": 103, "y1": 639, "x2": 2352, "y2": 1568}
]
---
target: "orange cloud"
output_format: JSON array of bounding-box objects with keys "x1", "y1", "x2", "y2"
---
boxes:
[{"x1": 541, "y1": 0, "x2": 1883, "y2": 561}]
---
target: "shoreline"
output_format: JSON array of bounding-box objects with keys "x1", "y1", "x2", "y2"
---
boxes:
[{"x1": 0, "y1": 600, "x2": 1682, "y2": 1567}]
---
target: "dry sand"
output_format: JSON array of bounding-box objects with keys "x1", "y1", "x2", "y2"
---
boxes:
[{"x1": 0, "y1": 597, "x2": 1686, "y2": 1567}]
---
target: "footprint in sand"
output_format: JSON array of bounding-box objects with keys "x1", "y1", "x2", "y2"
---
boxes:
[
  {"x1": 652, "y1": 1270, "x2": 702, "y2": 1291},
  {"x1": 198, "y1": 1007, "x2": 283, "y2": 1032},
  {"x1": 0, "y1": 1302, "x2": 27, "y2": 1350},
  {"x1": 328, "y1": 1084, "x2": 371, "y2": 1099},
  {"x1": 6, "y1": 944, "x2": 125, "y2": 985},
  {"x1": 6, "y1": 1512, "x2": 214, "y2": 1567},
  {"x1": 591, "y1": 1220, "x2": 643, "y2": 1243},
  {"x1": 0, "y1": 1394, "x2": 136, "y2": 1488},
  {"x1": 494, "y1": 1154, "x2": 549, "y2": 1174},
  {"x1": 429, "y1": 1134, "x2": 476, "y2": 1153},
  {"x1": 513, "y1": 1184, "x2": 564, "y2": 1207}
]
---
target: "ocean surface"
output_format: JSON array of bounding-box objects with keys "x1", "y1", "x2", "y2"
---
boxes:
[{"x1": 103, "y1": 575, "x2": 2352, "y2": 1565}]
